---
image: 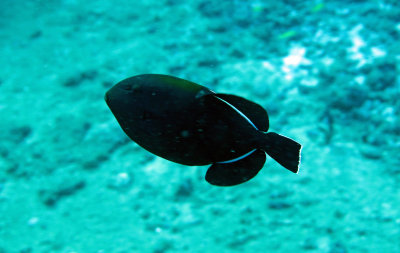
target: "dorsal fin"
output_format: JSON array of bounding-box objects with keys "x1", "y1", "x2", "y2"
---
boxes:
[{"x1": 214, "y1": 94, "x2": 269, "y2": 132}]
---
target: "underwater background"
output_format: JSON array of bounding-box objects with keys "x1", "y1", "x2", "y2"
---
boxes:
[{"x1": 1, "y1": 0, "x2": 399, "y2": 252}]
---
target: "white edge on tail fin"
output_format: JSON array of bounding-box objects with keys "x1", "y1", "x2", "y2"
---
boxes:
[
  {"x1": 276, "y1": 133, "x2": 302, "y2": 174},
  {"x1": 269, "y1": 132, "x2": 302, "y2": 174},
  {"x1": 297, "y1": 144, "x2": 302, "y2": 174},
  {"x1": 282, "y1": 133, "x2": 302, "y2": 174}
]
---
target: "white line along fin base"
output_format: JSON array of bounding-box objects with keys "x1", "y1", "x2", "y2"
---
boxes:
[
  {"x1": 206, "y1": 149, "x2": 266, "y2": 186},
  {"x1": 214, "y1": 94, "x2": 269, "y2": 132}
]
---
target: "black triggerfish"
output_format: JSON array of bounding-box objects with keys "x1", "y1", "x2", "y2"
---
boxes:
[{"x1": 105, "y1": 74, "x2": 301, "y2": 186}]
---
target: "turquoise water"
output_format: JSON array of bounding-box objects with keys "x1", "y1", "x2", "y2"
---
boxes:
[{"x1": 1, "y1": 0, "x2": 399, "y2": 252}]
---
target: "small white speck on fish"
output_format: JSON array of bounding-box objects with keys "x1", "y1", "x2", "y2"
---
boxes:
[{"x1": 181, "y1": 130, "x2": 190, "y2": 137}]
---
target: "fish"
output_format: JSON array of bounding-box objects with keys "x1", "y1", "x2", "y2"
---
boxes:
[{"x1": 105, "y1": 74, "x2": 302, "y2": 186}]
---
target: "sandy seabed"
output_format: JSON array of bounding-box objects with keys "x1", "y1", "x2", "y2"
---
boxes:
[{"x1": 0, "y1": 1, "x2": 399, "y2": 252}]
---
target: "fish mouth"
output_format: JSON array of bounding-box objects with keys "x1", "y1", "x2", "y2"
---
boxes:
[
  {"x1": 104, "y1": 90, "x2": 112, "y2": 105},
  {"x1": 104, "y1": 84, "x2": 125, "y2": 107},
  {"x1": 105, "y1": 88, "x2": 120, "y2": 108}
]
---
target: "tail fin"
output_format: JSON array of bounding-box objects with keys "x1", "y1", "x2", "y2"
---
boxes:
[{"x1": 263, "y1": 132, "x2": 301, "y2": 173}]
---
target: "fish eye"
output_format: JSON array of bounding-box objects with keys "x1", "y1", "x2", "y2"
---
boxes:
[{"x1": 120, "y1": 84, "x2": 141, "y2": 93}]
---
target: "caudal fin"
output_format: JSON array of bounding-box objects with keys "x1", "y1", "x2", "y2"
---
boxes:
[{"x1": 264, "y1": 132, "x2": 301, "y2": 173}]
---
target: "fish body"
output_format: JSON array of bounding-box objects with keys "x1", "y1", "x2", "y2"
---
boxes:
[{"x1": 105, "y1": 74, "x2": 301, "y2": 186}]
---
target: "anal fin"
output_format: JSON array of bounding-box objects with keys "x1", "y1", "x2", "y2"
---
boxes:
[{"x1": 205, "y1": 149, "x2": 266, "y2": 186}]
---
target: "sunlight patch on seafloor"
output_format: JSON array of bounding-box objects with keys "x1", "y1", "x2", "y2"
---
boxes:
[
  {"x1": 348, "y1": 24, "x2": 388, "y2": 68},
  {"x1": 348, "y1": 25, "x2": 367, "y2": 67},
  {"x1": 281, "y1": 46, "x2": 312, "y2": 81}
]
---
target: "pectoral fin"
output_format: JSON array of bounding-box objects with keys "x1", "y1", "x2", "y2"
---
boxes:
[{"x1": 205, "y1": 149, "x2": 266, "y2": 186}]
